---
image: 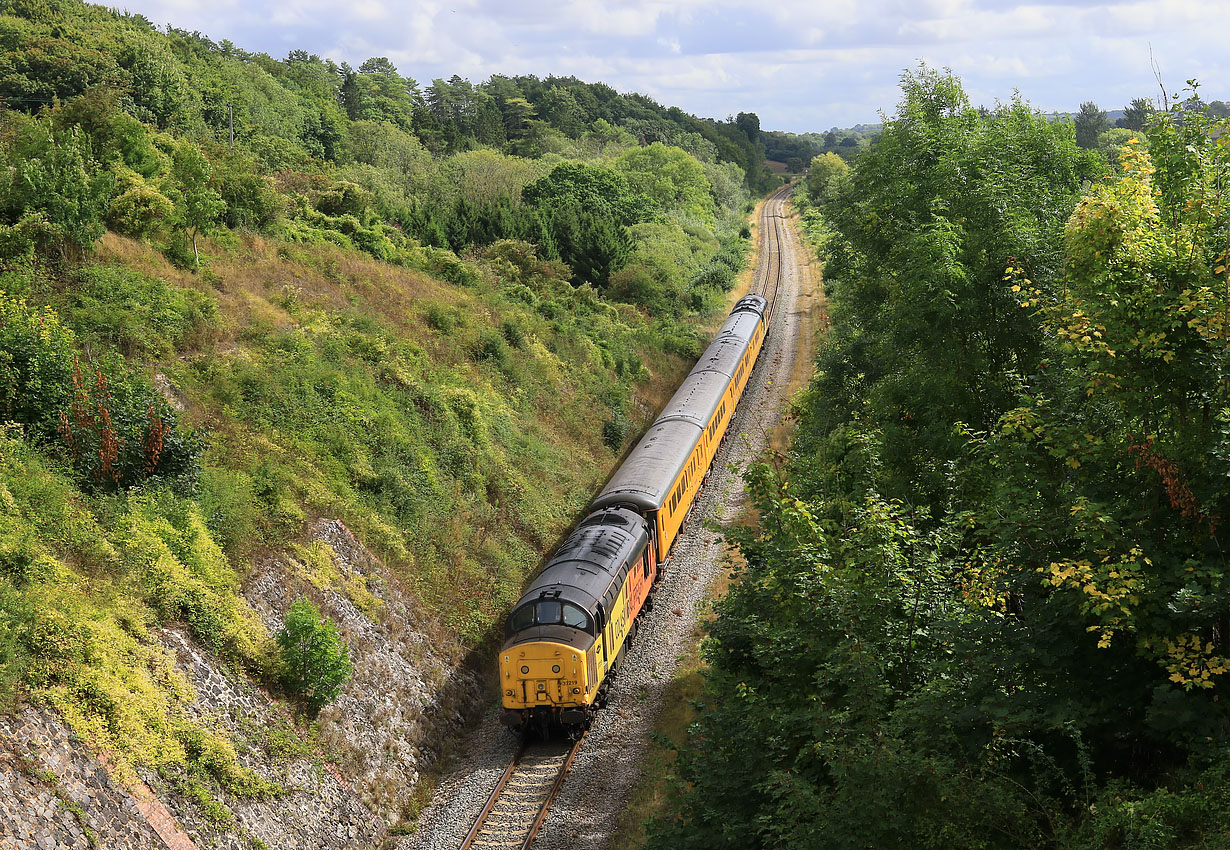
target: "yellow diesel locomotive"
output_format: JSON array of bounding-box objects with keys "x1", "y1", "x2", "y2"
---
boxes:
[{"x1": 500, "y1": 294, "x2": 769, "y2": 732}]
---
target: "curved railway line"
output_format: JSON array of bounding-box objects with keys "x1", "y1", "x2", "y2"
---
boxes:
[
  {"x1": 454, "y1": 183, "x2": 798, "y2": 850},
  {"x1": 752, "y1": 182, "x2": 793, "y2": 320}
]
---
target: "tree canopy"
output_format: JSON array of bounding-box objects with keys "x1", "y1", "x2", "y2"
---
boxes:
[{"x1": 652, "y1": 73, "x2": 1230, "y2": 850}]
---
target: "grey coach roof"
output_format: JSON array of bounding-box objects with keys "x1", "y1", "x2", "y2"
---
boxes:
[
  {"x1": 590, "y1": 418, "x2": 702, "y2": 512},
  {"x1": 591, "y1": 297, "x2": 765, "y2": 513}
]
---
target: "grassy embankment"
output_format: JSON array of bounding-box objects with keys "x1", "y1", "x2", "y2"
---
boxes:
[{"x1": 0, "y1": 227, "x2": 718, "y2": 819}]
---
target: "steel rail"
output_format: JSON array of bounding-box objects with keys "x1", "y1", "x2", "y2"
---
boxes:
[
  {"x1": 458, "y1": 733, "x2": 585, "y2": 850},
  {"x1": 755, "y1": 182, "x2": 792, "y2": 323},
  {"x1": 461, "y1": 183, "x2": 794, "y2": 850}
]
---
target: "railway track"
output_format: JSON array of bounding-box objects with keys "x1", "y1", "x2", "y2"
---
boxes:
[
  {"x1": 454, "y1": 183, "x2": 794, "y2": 850},
  {"x1": 753, "y1": 182, "x2": 795, "y2": 324},
  {"x1": 459, "y1": 735, "x2": 584, "y2": 850}
]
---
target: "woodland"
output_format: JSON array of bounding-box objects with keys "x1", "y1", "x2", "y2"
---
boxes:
[{"x1": 650, "y1": 69, "x2": 1230, "y2": 848}]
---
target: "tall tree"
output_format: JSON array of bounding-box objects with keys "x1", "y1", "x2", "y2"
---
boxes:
[
  {"x1": 1074, "y1": 100, "x2": 1108, "y2": 148},
  {"x1": 1122, "y1": 96, "x2": 1154, "y2": 131}
]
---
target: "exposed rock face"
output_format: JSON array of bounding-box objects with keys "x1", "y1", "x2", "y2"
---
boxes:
[
  {"x1": 244, "y1": 519, "x2": 486, "y2": 824},
  {"x1": 2, "y1": 518, "x2": 490, "y2": 845},
  {"x1": 152, "y1": 628, "x2": 385, "y2": 849},
  {"x1": 0, "y1": 707, "x2": 166, "y2": 850}
]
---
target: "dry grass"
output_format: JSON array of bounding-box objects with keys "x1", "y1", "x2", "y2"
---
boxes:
[{"x1": 769, "y1": 197, "x2": 829, "y2": 457}]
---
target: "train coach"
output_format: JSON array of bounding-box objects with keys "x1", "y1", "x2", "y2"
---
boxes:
[{"x1": 500, "y1": 293, "x2": 769, "y2": 733}]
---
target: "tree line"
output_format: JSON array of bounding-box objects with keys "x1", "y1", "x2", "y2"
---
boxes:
[{"x1": 650, "y1": 69, "x2": 1230, "y2": 849}]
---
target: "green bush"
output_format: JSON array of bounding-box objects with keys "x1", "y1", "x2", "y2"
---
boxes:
[
  {"x1": 0, "y1": 291, "x2": 75, "y2": 434},
  {"x1": 63, "y1": 265, "x2": 219, "y2": 357},
  {"x1": 0, "y1": 291, "x2": 200, "y2": 491},
  {"x1": 601, "y1": 410, "x2": 626, "y2": 452},
  {"x1": 107, "y1": 180, "x2": 174, "y2": 238},
  {"x1": 276, "y1": 598, "x2": 351, "y2": 713}
]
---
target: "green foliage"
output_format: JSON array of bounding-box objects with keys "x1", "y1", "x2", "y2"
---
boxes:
[
  {"x1": 108, "y1": 176, "x2": 175, "y2": 238},
  {"x1": 1122, "y1": 97, "x2": 1155, "y2": 132},
  {"x1": 804, "y1": 151, "x2": 849, "y2": 202},
  {"x1": 63, "y1": 265, "x2": 218, "y2": 357},
  {"x1": 613, "y1": 142, "x2": 714, "y2": 225},
  {"x1": 0, "y1": 115, "x2": 112, "y2": 262},
  {"x1": 276, "y1": 598, "x2": 351, "y2": 713},
  {"x1": 0, "y1": 291, "x2": 75, "y2": 433},
  {"x1": 523, "y1": 161, "x2": 649, "y2": 226},
  {"x1": 166, "y1": 139, "x2": 225, "y2": 267},
  {"x1": 810, "y1": 65, "x2": 1100, "y2": 506},
  {"x1": 1074, "y1": 101, "x2": 1108, "y2": 149},
  {"x1": 655, "y1": 72, "x2": 1230, "y2": 848},
  {"x1": 0, "y1": 430, "x2": 272, "y2": 785},
  {"x1": 0, "y1": 289, "x2": 200, "y2": 490}
]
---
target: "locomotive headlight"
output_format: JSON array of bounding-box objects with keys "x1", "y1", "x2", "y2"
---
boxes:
[
  {"x1": 506, "y1": 689, "x2": 514, "y2": 696},
  {"x1": 572, "y1": 688, "x2": 580, "y2": 694},
  {"x1": 521, "y1": 665, "x2": 530, "y2": 674},
  {"x1": 552, "y1": 665, "x2": 560, "y2": 673}
]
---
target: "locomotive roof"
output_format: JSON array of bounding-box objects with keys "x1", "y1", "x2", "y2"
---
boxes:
[
  {"x1": 733, "y1": 294, "x2": 768, "y2": 316},
  {"x1": 514, "y1": 507, "x2": 649, "y2": 612}
]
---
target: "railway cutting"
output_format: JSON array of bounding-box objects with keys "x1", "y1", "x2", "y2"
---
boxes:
[{"x1": 401, "y1": 182, "x2": 817, "y2": 850}]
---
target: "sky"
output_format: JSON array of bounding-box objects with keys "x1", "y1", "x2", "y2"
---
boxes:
[{"x1": 109, "y1": 0, "x2": 1230, "y2": 133}]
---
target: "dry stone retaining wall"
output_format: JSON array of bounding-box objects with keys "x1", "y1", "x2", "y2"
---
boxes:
[
  {"x1": 2, "y1": 516, "x2": 488, "y2": 846},
  {"x1": 244, "y1": 519, "x2": 485, "y2": 824},
  {"x1": 152, "y1": 628, "x2": 384, "y2": 850},
  {"x1": 0, "y1": 706, "x2": 168, "y2": 850}
]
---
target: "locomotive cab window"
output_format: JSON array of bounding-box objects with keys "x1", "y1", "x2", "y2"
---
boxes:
[
  {"x1": 509, "y1": 603, "x2": 535, "y2": 633},
  {"x1": 538, "y1": 599, "x2": 561, "y2": 625},
  {"x1": 507, "y1": 600, "x2": 593, "y2": 635},
  {"x1": 562, "y1": 603, "x2": 590, "y2": 631}
]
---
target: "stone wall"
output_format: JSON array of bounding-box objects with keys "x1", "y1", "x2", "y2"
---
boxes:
[
  {"x1": 0, "y1": 707, "x2": 167, "y2": 850},
  {"x1": 2, "y1": 517, "x2": 492, "y2": 847},
  {"x1": 151, "y1": 629, "x2": 384, "y2": 849},
  {"x1": 244, "y1": 519, "x2": 486, "y2": 825}
]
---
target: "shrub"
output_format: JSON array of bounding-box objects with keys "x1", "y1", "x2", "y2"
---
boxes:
[
  {"x1": 0, "y1": 291, "x2": 75, "y2": 433},
  {"x1": 501, "y1": 319, "x2": 526, "y2": 349},
  {"x1": 424, "y1": 303, "x2": 456, "y2": 333},
  {"x1": 602, "y1": 410, "x2": 626, "y2": 452},
  {"x1": 64, "y1": 265, "x2": 219, "y2": 357},
  {"x1": 472, "y1": 329, "x2": 508, "y2": 366},
  {"x1": 108, "y1": 181, "x2": 174, "y2": 238},
  {"x1": 276, "y1": 598, "x2": 351, "y2": 713}
]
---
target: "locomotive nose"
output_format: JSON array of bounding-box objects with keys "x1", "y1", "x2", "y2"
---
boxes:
[{"x1": 501, "y1": 645, "x2": 583, "y2": 709}]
